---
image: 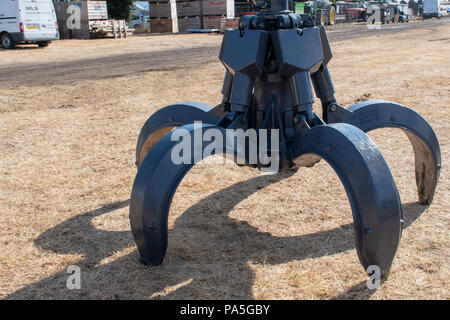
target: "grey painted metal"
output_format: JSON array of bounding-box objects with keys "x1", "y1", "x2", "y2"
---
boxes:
[
  {"x1": 272, "y1": 28, "x2": 324, "y2": 76},
  {"x1": 135, "y1": 102, "x2": 224, "y2": 167},
  {"x1": 131, "y1": 121, "x2": 402, "y2": 275},
  {"x1": 326, "y1": 100, "x2": 441, "y2": 205},
  {"x1": 268, "y1": 0, "x2": 289, "y2": 12},
  {"x1": 310, "y1": 29, "x2": 441, "y2": 203},
  {"x1": 290, "y1": 121, "x2": 402, "y2": 274},
  {"x1": 131, "y1": 123, "x2": 246, "y2": 265},
  {"x1": 130, "y1": 3, "x2": 440, "y2": 280}
]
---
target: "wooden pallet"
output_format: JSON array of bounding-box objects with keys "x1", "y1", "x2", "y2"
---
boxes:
[
  {"x1": 90, "y1": 20, "x2": 133, "y2": 38},
  {"x1": 150, "y1": 18, "x2": 173, "y2": 33}
]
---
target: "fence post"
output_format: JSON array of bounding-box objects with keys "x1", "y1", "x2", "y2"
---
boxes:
[
  {"x1": 170, "y1": 0, "x2": 179, "y2": 33},
  {"x1": 226, "y1": 0, "x2": 235, "y2": 19}
]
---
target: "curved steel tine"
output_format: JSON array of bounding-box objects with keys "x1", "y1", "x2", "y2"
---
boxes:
[
  {"x1": 292, "y1": 122, "x2": 402, "y2": 276},
  {"x1": 327, "y1": 100, "x2": 441, "y2": 205},
  {"x1": 130, "y1": 123, "x2": 246, "y2": 266},
  {"x1": 135, "y1": 102, "x2": 224, "y2": 167}
]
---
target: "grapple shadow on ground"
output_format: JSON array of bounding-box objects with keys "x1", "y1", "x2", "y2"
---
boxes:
[{"x1": 4, "y1": 173, "x2": 427, "y2": 299}]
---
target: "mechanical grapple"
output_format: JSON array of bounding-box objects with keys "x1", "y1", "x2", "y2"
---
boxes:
[{"x1": 130, "y1": 0, "x2": 441, "y2": 278}]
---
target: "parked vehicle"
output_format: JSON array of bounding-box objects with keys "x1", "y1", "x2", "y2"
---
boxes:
[
  {"x1": 384, "y1": 1, "x2": 410, "y2": 22},
  {"x1": 335, "y1": 1, "x2": 368, "y2": 21},
  {"x1": 398, "y1": 9, "x2": 411, "y2": 21},
  {"x1": 0, "y1": 0, "x2": 59, "y2": 49},
  {"x1": 293, "y1": 1, "x2": 336, "y2": 25},
  {"x1": 422, "y1": 0, "x2": 442, "y2": 18},
  {"x1": 130, "y1": 15, "x2": 150, "y2": 29},
  {"x1": 347, "y1": 1, "x2": 369, "y2": 21},
  {"x1": 365, "y1": 0, "x2": 392, "y2": 23},
  {"x1": 398, "y1": 1, "x2": 411, "y2": 22},
  {"x1": 129, "y1": 1, "x2": 150, "y2": 29}
]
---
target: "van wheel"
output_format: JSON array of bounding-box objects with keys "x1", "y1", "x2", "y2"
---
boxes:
[
  {"x1": 1, "y1": 34, "x2": 15, "y2": 49},
  {"x1": 37, "y1": 41, "x2": 50, "y2": 48}
]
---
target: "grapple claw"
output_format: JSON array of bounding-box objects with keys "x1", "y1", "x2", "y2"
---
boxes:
[
  {"x1": 130, "y1": 123, "x2": 244, "y2": 265},
  {"x1": 327, "y1": 100, "x2": 441, "y2": 205},
  {"x1": 135, "y1": 102, "x2": 224, "y2": 168},
  {"x1": 129, "y1": 5, "x2": 440, "y2": 283},
  {"x1": 292, "y1": 123, "x2": 402, "y2": 276}
]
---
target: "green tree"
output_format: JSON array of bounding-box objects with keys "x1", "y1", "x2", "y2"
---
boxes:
[{"x1": 106, "y1": 0, "x2": 135, "y2": 20}]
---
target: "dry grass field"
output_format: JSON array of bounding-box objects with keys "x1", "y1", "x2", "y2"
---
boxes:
[{"x1": 0, "y1": 22, "x2": 449, "y2": 300}]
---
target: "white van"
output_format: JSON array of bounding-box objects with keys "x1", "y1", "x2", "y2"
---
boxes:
[
  {"x1": 0, "y1": 0, "x2": 59, "y2": 49},
  {"x1": 423, "y1": 0, "x2": 443, "y2": 18}
]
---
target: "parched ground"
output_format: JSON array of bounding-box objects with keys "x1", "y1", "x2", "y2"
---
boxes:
[{"x1": 0, "y1": 21, "x2": 449, "y2": 299}]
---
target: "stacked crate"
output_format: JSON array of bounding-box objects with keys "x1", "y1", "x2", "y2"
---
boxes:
[
  {"x1": 202, "y1": 0, "x2": 227, "y2": 29},
  {"x1": 149, "y1": 0, "x2": 227, "y2": 33},
  {"x1": 150, "y1": 18, "x2": 173, "y2": 33},
  {"x1": 150, "y1": 1, "x2": 172, "y2": 18},
  {"x1": 177, "y1": 1, "x2": 201, "y2": 31},
  {"x1": 149, "y1": 1, "x2": 173, "y2": 33}
]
